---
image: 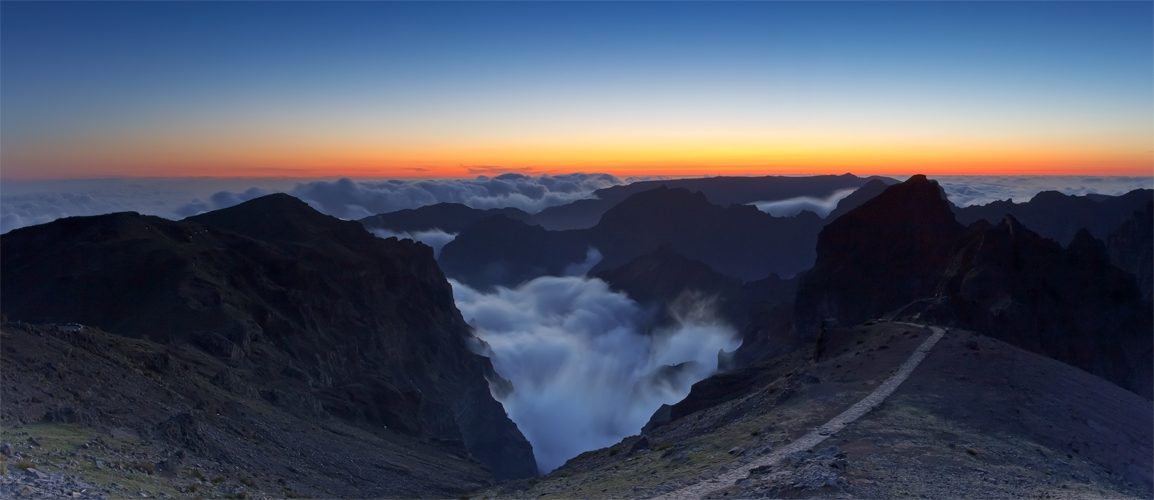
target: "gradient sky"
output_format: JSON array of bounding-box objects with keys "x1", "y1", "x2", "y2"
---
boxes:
[{"x1": 2, "y1": 2, "x2": 1151, "y2": 180}]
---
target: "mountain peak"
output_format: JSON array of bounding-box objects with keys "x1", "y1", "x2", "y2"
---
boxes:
[
  {"x1": 795, "y1": 175, "x2": 965, "y2": 330},
  {"x1": 187, "y1": 193, "x2": 367, "y2": 244}
]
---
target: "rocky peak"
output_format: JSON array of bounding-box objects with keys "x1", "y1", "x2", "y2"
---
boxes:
[
  {"x1": 187, "y1": 193, "x2": 368, "y2": 245},
  {"x1": 794, "y1": 175, "x2": 965, "y2": 332}
]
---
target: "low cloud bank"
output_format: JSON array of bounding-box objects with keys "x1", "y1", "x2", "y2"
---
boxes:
[
  {"x1": 748, "y1": 188, "x2": 857, "y2": 218},
  {"x1": 289, "y1": 173, "x2": 622, "y2": 220},
  {"x1": 369, "y1": 228, "x2": 457, "y2": 258},
  {"x1": 451, "y1": 275, "x2": 740, "y2": 473},
  {"x1": 5, "y1": 175, "x2": 1151, "y2": 234},
  {"x1": 936, "y1": 175, "x2": 1153, "y2": 207}
]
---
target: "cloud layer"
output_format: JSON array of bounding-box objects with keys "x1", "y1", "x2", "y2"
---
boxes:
[
  {"x1": 4, "y1": 174, "x2": 1151, "y2": 234},
  {"x1": 451, "y1": 275, "x2": 740, "y2": 473},
  {"x1": 748, "y1": 188, "x2": 857, "y2": 217},
  {"x1": 288, "y1": 173, "x2": 623, "y2": 220},
  {"x1": 936, "y1": 175, "x2": 1153, "y2": 207}
]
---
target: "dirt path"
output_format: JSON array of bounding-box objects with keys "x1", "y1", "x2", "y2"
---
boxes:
[{"x1": 652, "y1": 324, "x2": 946, "y2": 500}]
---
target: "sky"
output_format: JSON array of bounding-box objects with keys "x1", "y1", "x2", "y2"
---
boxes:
[{"x1": 2, "y1": 2, "x2": 1152, "y2": 180}]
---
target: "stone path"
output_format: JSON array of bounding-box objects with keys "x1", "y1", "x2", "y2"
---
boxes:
[{"x1": 652, "y1": 324, "x2": 946, "y2": 500}]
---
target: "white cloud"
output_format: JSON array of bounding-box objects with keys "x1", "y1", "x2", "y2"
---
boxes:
[
  {"x1": 934, "y1": 175, "x2": 1153, "y2": 207},
  {"x1": 748, "y1": 188, "x2": 857, "y2": 217},
  {"x1": 369, "y1": 228, "x2": 457, "y2": 259},
  {"x1": 451, "y1": 276, "x2": 740, "y2": 473},
  {"x1": 288, "y1": 173, "x2": 623, "y2": 220}
]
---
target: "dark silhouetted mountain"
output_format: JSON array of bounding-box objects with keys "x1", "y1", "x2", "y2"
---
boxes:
[
  {"x1": 440, "y1": 186, "x2": 828, "y2": 290},
  {"x1": 437, "y1": 215, "x2": 589, "y2": 290},
  {"x1": 533, "y1": 174, "x2": 897, "y2": 230},
  {"x1": 792, "y1": 175, "x2": 1152, "y2": 398},
  {"x1": 595, "y1": 243, "x2": 742, "y2": 308},
  {"x1": 359, "y1": 202, "x2": 535, "y2": 233},
  {"x1": 795, "y1": 175, "x2": 965, "y2": 333},
  {"x1": 824, "y1": 178, "x2": 892, "y2": 221},
  {"x1": 587, "y1": 186, "x2": 824, "y2": 278},
  {"x1": 927, "y1": 220, "x2": 1152, "y2": 398},
  {"x1": 1107, "y1": 201, "x2": 1153, "y2": 301},
  {"x1": 593, "y1": 244, "x2": 800, "y2": 369},
  {"x1": 954, "y1": 188, "x2": 1154, "y2": 246},
  {"x1": 730, "y1": 273, "x2": 802, "y2": 368},
  {"x1": 1, "y1": 194, "x2": 536, "y2": 481}
]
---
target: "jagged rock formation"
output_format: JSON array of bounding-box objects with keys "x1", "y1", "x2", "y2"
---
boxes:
[
  {"x1": 0, "y1": 194, "x2": 536, "y2": 481},
  {"x1": 793, "y1": 175, "x2": 1153, "y2": 398}
]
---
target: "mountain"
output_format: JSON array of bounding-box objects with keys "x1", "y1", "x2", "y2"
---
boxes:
[
  {"x1": 824, "y1": 178, "x2": 892, "y2": 221},
  {"x1": 533, "y1": 174, "x2": 897, "y2": 230},
  {"x1": 1107, "y1": 201, "x2": 1153, "y2": 301},
  {"x1": 953, "y1": 188, "x2": 1153, "y2": 246},
  {"x1": 437, "y1": 215, "x2": 589, "y2": 289},
  {"x1": 359, "y1": 203, "x2": 535, "y2": 233},
  {"x1": 927, "y1": 220, "x2": 1152, "y2": 398},
  {"x1": 441, "y1": 186, "x2": 828, "y2": 290},
  {"x1": 794, "y1": 176, "x2": 1152, "y2": 398},
  {"x1": 794, "y1": 175, "x2": 965, "y2": 333},
  {"x1": 0, "y1": 194, "x2": 536, "y2": 485}
]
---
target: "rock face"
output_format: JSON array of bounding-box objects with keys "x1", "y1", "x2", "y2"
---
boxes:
[
  {"x1": 794, "y1": 175, "x2": 1153, "y2": 398},
  {"x1": 1107, "y1": 201, "x2": 1153, "y2": 301},
  {"x1": 0, "y1": 194, "x2": 536, "y2": 481},
  {"x1": 795, "y1": 175, "x2": 965, "y2": 332},
  {"x1": 930, "y1": 220, "x2": 1152, "y2": 399}
]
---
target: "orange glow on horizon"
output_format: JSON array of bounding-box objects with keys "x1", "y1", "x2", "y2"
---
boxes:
[{"x1": 2, "y1": 140, "x2": 1150, "y2": 180}]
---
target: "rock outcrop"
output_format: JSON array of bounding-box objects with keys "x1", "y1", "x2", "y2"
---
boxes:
[
  {"x1": 795, "y1": 175, "x2": 965, "y2": 332},
  {"x1": 793, "y1": 175, "x2": 1153, "y2": 398}
]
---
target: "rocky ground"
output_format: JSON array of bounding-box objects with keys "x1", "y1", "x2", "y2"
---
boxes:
[
  {"x1": 473, "y1": 322, "x2": 1153, "y2": 499},
  {"x1": 0, "y1": 321, "x2": 499, "y2": 499},
  {"x1": 4, "y1": 318, "x2": 1151, "y2": 499}
]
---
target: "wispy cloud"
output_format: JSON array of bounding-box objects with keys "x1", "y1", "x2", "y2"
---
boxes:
[{"x1": 748, "y1": 188, "x2": 857, "y2": 217}]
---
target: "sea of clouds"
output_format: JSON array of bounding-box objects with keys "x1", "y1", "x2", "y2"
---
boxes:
[
  {"x1": 451, "y1": 272, "x2": 741, "y2": 473},
  {"x1": 5, "y1": 174, "x2": 1150, "y2": 234},
  {"x1": 0, "y1": 173, "x2": 623, "y2": 233}
]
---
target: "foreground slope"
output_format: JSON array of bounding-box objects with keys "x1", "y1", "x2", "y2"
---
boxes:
[
  {"x1": 1, "y1": 322, "x2": 492, "y2": 498},
  {"x1": 476, "y1": 322, "x2": 1153, "y2": 499},
  {"x1": 0, "y1": 194, "x2": 536, "y2": 486}
]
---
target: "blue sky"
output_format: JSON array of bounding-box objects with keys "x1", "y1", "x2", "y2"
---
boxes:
[{"x1": 2, "y1": 2, "x2": 1151, "y2": 179}]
